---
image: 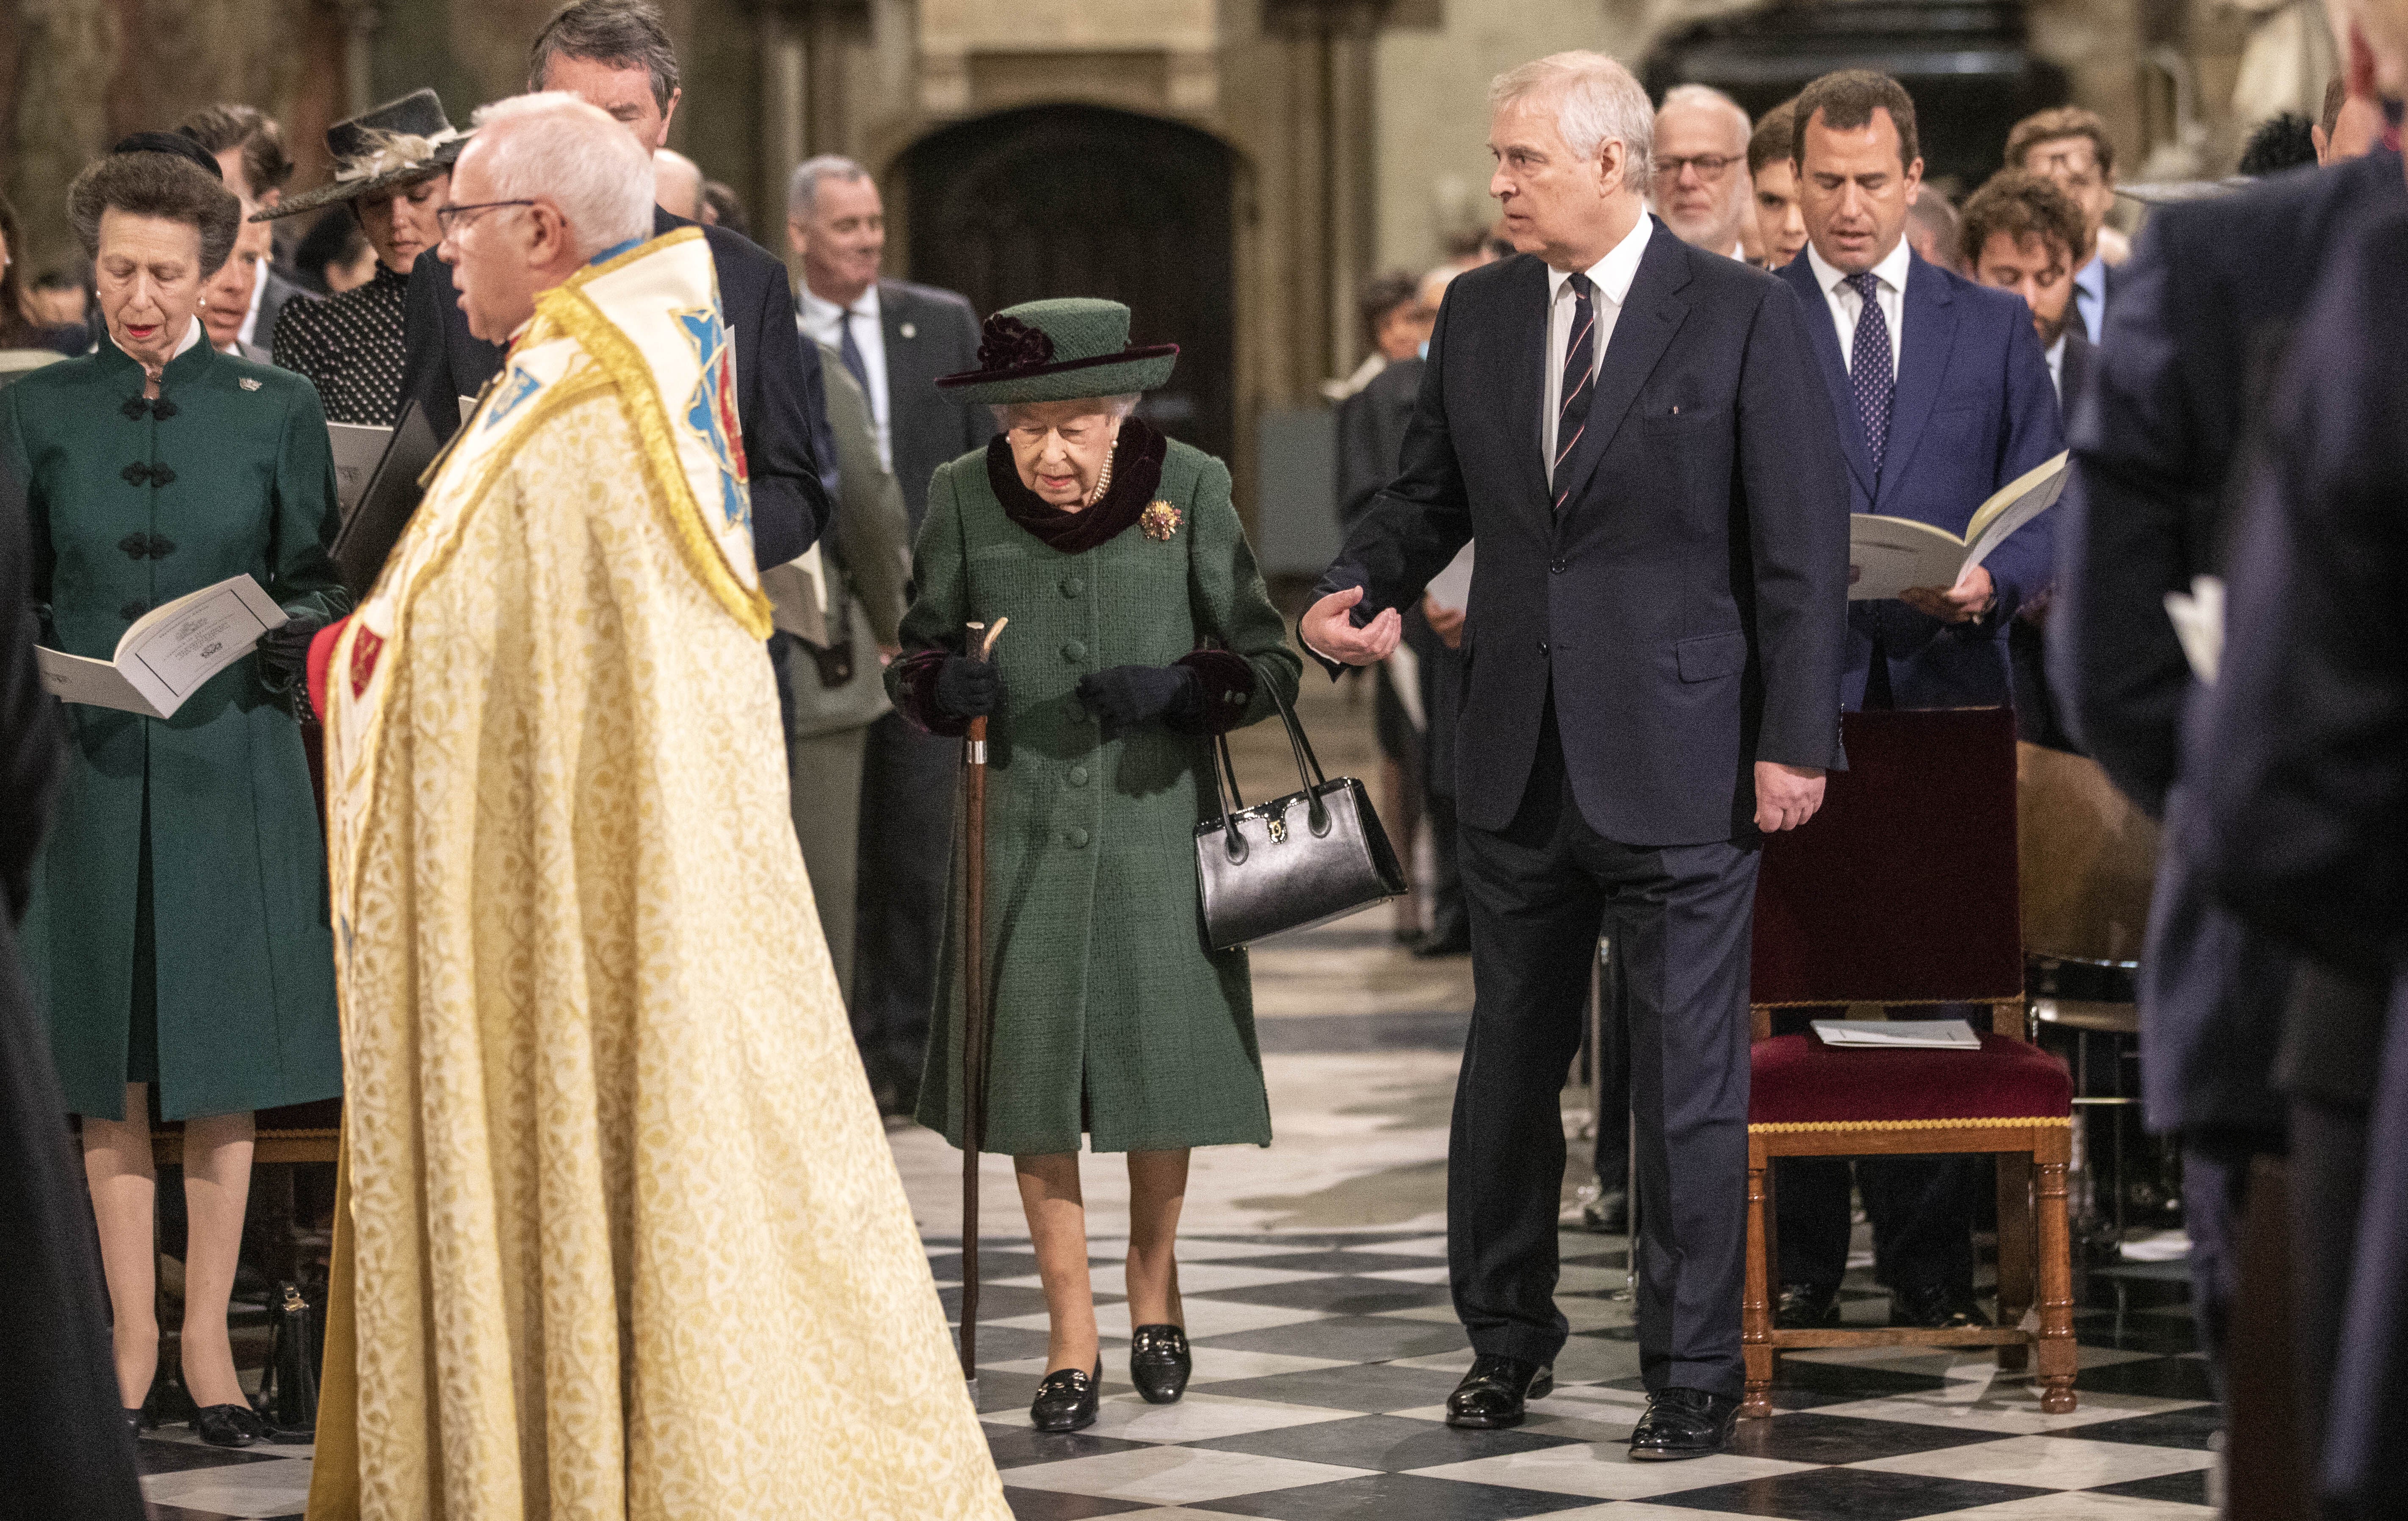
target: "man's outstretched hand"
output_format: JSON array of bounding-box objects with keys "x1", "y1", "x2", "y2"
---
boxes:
[
  {"x1": 1755, "y1": 761, "x2": 1826, "y2": 833},
  {"x1": 1299, "y1": 586, "x2": 1402, "y2": 666}
]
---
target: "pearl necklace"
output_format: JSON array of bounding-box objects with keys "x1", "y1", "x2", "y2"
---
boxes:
[{"x1": 1083, "y1": 449, "x2": 1115, "y2": 508}]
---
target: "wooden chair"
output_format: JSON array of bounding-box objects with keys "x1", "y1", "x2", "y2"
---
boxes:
[{"x1": 1741, "y1": 707, "x2": 2077, "y2": 1417}]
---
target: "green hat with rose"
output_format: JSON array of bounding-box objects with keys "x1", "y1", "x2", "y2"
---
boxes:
[{"x1": 936, "y1": 298, "x2": 1179, "y2": 405}]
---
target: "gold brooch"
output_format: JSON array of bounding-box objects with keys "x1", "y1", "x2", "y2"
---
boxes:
[{"x1": 1140, "y1": 501, "x2": 1182, "y2": 541}]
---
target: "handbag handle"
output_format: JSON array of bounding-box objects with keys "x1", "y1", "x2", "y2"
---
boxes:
[{"x1": 1206, "y1": 655, "x2": 1328, "y2": 862}]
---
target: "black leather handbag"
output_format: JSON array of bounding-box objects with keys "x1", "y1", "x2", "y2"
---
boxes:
[
  {"x1": 1195, "y1": 674, "x2": 1406, "y2": 949},
  {"x1": 255, "y1": 1279, "x2": 323, "y2": 1434}
]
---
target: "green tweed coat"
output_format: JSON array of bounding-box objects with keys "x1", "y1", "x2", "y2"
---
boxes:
[
  {"x1": 895, "y1": 436, "x2": 1302, "y2": 1156},
  {"x1": 4, "y1": 337, "x2": 349, "y2": 1121}
]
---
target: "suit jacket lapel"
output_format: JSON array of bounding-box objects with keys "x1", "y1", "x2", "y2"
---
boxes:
[
  {"x1": 1779, "y1": 257, "x2": 1876, "y2": 498},
  {"x1": 1552, "y1": 222, "x2": 1689, "y2": 514},
  {"x1": 1879, "y1": 255, "x2": 1957, "y2": 509},
  {"x1": 879, "y1": 280, "x2": 912, "y2": 403},
  {"x1": 1506, "y1": 259, "x2": 1551, "y2": 509}
]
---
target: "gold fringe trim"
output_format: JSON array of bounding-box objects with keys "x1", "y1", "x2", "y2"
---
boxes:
[
  {"x1": 539, "y1": 233, "x2": 774, "y2": 639},
  {"x1": 1751, "y1": 1116, "x2": 2072, "y2": 1133}
]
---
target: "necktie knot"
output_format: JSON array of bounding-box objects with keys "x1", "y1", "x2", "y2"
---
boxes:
[
  {"x1": 1566, "y1": 272, "x2": 1593, "y2": 304},
  {"x1": 1846, "y1": 271, "x2": 1882, "y2": 303}
]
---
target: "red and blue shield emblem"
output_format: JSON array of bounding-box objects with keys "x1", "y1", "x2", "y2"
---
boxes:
[{"x1": 675, "y1": 306, "x2": 750, "y2": 531}]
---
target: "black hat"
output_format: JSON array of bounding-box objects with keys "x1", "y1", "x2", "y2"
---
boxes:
[
  {"x1": 111, "y1": 132, "x2": 225, "y2": 180},
  {"x1": 257, "y1": 89, "x2": 468, "y2": 221}
]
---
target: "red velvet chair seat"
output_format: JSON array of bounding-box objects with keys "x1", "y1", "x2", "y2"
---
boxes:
[{"x1": 1750, "y1": 1033, "x2": 2071, "y2": 1128}]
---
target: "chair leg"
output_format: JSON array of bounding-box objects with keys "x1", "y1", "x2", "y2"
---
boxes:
[
  {"x1": 2035, "y1": 1151, "x2": 2079, "y2": 1413},
  {"x1": 1742, "y1": 1159, "x2": 1775, "y2": 1417},
  {"x1": 1995, "y1": 1152, "x2": 2034, "y2": 1373}
]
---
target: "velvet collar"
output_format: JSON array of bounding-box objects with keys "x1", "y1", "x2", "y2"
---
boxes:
[{"x1": 986, "y1": 416, "x2": 1167, "y2": 555}]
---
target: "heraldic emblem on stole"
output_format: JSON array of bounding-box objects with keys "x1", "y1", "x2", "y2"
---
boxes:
[{"x1": 675, "y1": 305, "x2": 751, "y2": 531}]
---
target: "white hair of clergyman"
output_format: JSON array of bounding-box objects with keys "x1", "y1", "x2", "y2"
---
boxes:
[
  {"x1": 788, "y1": 154, "x2": 872, "y2": 220},
  {"x1": 1489, "y1": 51, "x2": 1655, "y2": 188},
  {"x1": 990, "y1": 394, "x2": 1142, "y2": 430},
  {"x1": 468, "y1": 92, "x2": 654, "y2": 257},
  {"x1": 1658, "y1": 83, "x2": 1753, "y2": 149}
]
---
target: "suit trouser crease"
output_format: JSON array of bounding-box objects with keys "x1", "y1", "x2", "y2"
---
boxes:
[{"x1": 1449, "y1": 721, "x2": 1758, "y2": 1396}]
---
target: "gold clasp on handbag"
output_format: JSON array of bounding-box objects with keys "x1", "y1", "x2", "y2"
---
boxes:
[{"x1": 1267, "y1": 815, "x2": 1287, "y2": 844}]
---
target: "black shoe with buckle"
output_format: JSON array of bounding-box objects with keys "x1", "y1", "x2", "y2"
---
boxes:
[
  {"x1": 1890, "y1": 1281, "x2": 1991, "y2": 1330},
  {"x1": 1629, "y1": 1386, "x2": 1741, "y2": 1460},
  {"x1": 1444, "y1": 1354, "x2": 1553, "y2": 1429},
  {"x1": 191, "y1": 1403, "x2": 266, "y2": 1448},
  {"x1": 1030, "y1": 1359, "x2": 1102, "y2": 1433},
  {"x1": 1776, "y1": 1281, "x2": 1841, "y2": 1329},
  {"x1": 1130, "y1": 1325, "x2": 1192, "y2": 1404}
]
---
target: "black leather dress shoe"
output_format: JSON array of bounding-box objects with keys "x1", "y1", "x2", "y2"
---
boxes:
[
  {"x1": 1776, "y1": 1281, "x2": 1841, "y2": 1329},
  {"x1": 1629, "y1": 1386, "x2": 1741, "y2": 1460},
  {"x1": 1030, "y1": 1360, "x2": 1102, "y2": 1433},
  {"x1": 1445, "y1": 1354, "x2": 1553, "y2": 1429},
  {"x1": 1890, "y1": 1282, "x2": 1991, "y2": 1330},
  {"x1": 121, "y1": 1408, "x2": 144, "y2": 1437},
  {"x1": 1412, "y1": 932, "x2": 1471, "y2": 959},
  {"x1": 192, "y1": 1403, "x2": 266, "y2": 1448},
  {"x1": 1579, "y1": 1185, "x2": 1629, "y2": 1234},
  {"x1": 1130, "y1": 1325, "x2": 1192, "y2": 1404}
]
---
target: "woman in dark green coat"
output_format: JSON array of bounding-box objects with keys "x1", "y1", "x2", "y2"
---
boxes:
[
  {"x1": 892, "y1": 299, "x2": 1302, "y2": 1433},
  {"x1": 4, "y1": 140, "x2": 347, "y2": 1446}
]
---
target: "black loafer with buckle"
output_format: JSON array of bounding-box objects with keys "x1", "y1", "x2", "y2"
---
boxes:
[
  {"x1": 1629, "y1": 1386, "x2": 1742, "y2": 1460},
  {"x1": 1130, "y1": 1325, "x2": 1192, "y2": 1404},
  {"x1": 1444, "y1": 1354, "x2": 1554, "y2": 1429},
  {"x1": 191, "y1": 1403, "x2": 266, "y2": 1449},
  {"x1": 1030, "y1": 1359, "x2": 1103, "y2": 1433}
]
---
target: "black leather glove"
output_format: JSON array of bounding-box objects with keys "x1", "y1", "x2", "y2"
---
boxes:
[
  {"x1": 256, "y1": 615, "x2": 324, "y2": 695},
  {"x1": 933, "y1": 653, "x2": 1002, "y2": 719},
  {"x1": 1078, "y1": 663, "x2": 1198, "y2": 729}
]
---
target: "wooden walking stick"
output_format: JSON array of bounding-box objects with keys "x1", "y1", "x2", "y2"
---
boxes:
[{"x1": 958, "y1": 616, "x2": 1007, "y2": 1398}]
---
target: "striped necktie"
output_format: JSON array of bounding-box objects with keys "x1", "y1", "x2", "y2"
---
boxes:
[
  {"x1": 838, "y1": 308, "x2": 871, "y2": 394},
  {"x1": 1553, "y1": 272, "x2": 1595, "y2": 513}
]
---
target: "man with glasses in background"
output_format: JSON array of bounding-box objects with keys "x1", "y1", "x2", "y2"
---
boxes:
[{"x1": 1653, "y1": 85, "x2": 1755, "y2": 260}]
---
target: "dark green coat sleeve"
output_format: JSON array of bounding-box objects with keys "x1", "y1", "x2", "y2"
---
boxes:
[
  {"x1": 886, "y1": 457, "x2": 973, "y2": 732},
  {"x1": 1181, "y1": 454, "x2": 1302, "y2": 730},
  {"x1": 267, "y1": 380, "x2": 351, "y2": 625}
]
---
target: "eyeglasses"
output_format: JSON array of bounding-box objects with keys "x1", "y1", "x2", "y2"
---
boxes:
[
  {"x1": 1653, "y1": 154, "x2": 1740, "y2": 182},
  {"x1": 434, "y1": 199, "x2": 537, "y2": 237}
]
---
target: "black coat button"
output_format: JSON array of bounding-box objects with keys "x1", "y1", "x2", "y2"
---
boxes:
[
  {"x1": 1550, "y1": 559, "x2": 1567, "y2": 573},
  {"x1": 1537, "y1": 639, "x2": 1551, "y2": 656},
  {"x1": 149, "y1": 536, "x2": 174, "y2": 559},
  {"x1": 149, "y1": 465, "x2": 176, "y2": 487},
  {"x1": 120, "y1": 463, "x2": 149, "y2": 487},
  {"x1": 119, "y1": 532, "x2": 150, "y2": 560}
]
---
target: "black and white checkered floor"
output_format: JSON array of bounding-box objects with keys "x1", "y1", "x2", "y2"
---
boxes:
[{"x1": 141, "y1": 1233, "x2": 2211, "y2": 1520}]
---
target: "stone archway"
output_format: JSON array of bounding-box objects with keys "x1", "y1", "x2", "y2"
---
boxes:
[{"x1": 901, "y1": 104, "x2": 1237, "y2": 468}]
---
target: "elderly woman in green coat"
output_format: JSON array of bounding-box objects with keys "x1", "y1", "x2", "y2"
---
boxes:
[
  {"x1": 4, "y1": 137, "x2": 347, "y2": 1446},
  {"x1": 891, "y1": 299, "x2": 1302, "y2": 1432}
]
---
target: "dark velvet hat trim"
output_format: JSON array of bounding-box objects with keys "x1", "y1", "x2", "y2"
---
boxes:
[
  {"x1": 937, "y1": 342, "x2": 1182, "y2": 393},
  {"x1": 985, "y1": 417, "x2": 1168, "y2": 556}
]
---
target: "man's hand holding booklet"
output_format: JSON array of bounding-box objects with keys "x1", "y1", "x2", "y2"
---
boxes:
[{"x1": 1848, "y1": 451, "x2": 2070, "y2": 608}]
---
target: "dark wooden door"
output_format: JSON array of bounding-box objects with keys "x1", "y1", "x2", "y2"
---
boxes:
[{"x1": 903, "y1": 105, "x2": 1236, "y2": 467}]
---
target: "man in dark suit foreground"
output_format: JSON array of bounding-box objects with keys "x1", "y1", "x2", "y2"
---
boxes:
[
  {"x1": 397, "y1": 0, "x2": 831, "y2": 570},
  {"x1": 1769, "y1": 71, "x2": 2063, "y2": 1336},
  {"x1": 1302, "y1": 49, "x2": 1848, "y2": 1459},
  {"x1": 2052, "y1": 43, "x2": 2403, "y2": 1445}
]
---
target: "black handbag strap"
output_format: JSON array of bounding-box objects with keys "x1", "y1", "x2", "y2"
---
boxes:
[{"x1": 1206, "y1": 656, "x2": 1329, "y2": 856}]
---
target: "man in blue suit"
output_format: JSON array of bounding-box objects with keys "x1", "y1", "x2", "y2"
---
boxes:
[{"x1": 1769, "y1": 71, "x2": 2063, "y2": 1331}]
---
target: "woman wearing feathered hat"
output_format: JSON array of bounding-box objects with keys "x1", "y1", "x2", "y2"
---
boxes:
[
  {"x1": 258, "y1": 90, "x2": 466, "y2": 426},
  {"x1": 890, "y1": 299, "x2": 1302, "y2": 1432}
]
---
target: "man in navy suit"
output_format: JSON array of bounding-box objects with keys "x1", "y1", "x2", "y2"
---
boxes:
[
  {"x1": 1769, "y1": 72, "x2": 2063, "y2": 1333},
  {"x1": 396, "y1": 0, "x2": 832, "y2": 571},
  {"x1": 2053, "y1": 32, "x2": 2403, "y2": 1439},
  {"x1": 1302, "y1": 49, "x2": 1848, "y2": 1460}
]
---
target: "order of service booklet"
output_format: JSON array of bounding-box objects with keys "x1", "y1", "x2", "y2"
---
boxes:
[
  {"x1": 35, "y1": 574, "x2": 287, "y2": 719},
  {"x1": 1847, "y1": 451, "x2": 2071, "y2": 602},
  {"x1": 1811, "y1": 1019, "x2": 1982, "y2": 1050},
  {"x1": 327, "y1": 421, "x2": 395, "y2": 519}
]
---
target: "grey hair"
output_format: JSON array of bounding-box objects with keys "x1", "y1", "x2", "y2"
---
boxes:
[
  {"x1": 1489, "y1": 50, "x2": 1654, "y2": 188},
  {"x1": 788, "y1": 154, "x2": 872, "y2": 220},
  {"x1": 528, "y1": 0, "x2": 679, "y2": 111},
  {"x1": 1658, "y1": 83, "x2": 1752, "y2": 150},
  {"x1": 990, "y1": 394, "x2": 1142, "y2": 429},
  {"x1": 468, "y1": 93, "x2": 655, "y2": 258}
]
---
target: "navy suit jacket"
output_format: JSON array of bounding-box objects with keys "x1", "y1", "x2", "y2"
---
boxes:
[
  {"x1": 1315, "y1": 223, "x2": 1850, "y2": 849},
  {"x1": 397, "y1": 207, "x2": 833, "y2": 570},
  {"x1": 1777, "y1": 249, "x2": 2062, "y2": 710},
  {"x1": 2050, "y1": 152, "x2": 2405, "y2": 1138}
]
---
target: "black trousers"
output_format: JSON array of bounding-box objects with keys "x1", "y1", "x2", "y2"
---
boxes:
[
  {"x1": 1773, "y1": 1151, "x2": 1981, "y2": 1292},
  {"x1": 851, "y1": 711, "x2": 958, "y2": 1083},
  {"x1": 1451, "y1": 712, "x2": 1759, "y2": 1395}
]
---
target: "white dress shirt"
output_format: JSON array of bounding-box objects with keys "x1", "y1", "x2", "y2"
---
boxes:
[
  {"x1": 1804, "y1": 236, "x2": 1910, "y2": 382},
  {"x1": 799, "y1": 282, "x2": 891, "y2": 470},
  {"x1": 1542, "y1": 213, "x2": 1653, "y2": 481}
]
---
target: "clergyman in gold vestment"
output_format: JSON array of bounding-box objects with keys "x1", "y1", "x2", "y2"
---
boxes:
[{"x1": 305, "y1": 94, "x2": 1008, "y2": 1520}]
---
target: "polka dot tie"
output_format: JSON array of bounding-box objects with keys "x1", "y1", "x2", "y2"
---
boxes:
[{"x1": 1846, "y1": 271, "x2": 1894, "y2": 476}]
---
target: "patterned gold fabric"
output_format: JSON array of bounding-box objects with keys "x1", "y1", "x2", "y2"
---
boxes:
[{"x1": 308, "y1": 234, "x2": 1006, "y2": 1520}]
